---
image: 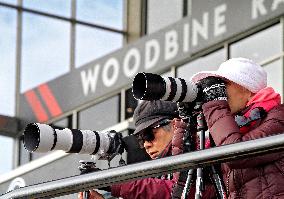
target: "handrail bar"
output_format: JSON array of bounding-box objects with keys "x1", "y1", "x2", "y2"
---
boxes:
[{"x1": 1, "y1": 133, "x2": 284, "y2": 198}]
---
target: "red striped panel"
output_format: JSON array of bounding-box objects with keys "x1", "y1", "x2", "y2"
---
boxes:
[
  {"x1": 25, "y1": 90, "x2": 49, "y2": 122},
  {"x1": 38, "y1": 84, "x2": 62, "y2": 117}
]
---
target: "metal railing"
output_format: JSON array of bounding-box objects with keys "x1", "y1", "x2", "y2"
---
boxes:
[{"x1": 1, "y1": 133, "x2": 284, "y2": 198}]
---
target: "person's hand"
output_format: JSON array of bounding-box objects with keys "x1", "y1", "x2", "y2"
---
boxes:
[
  {"x1": 197, "y1": 76, "x2": 227, "y2": 103},
  {"x1": 78, "y1": 190, "x2": 105, "y2": 199}
]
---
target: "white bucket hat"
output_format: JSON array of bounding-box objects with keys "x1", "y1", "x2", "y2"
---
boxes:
[{"x1": 191, "y1": 57, "x2": 267, "y2": 93}]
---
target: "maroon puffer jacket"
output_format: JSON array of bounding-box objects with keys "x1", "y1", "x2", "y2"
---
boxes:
[
  {"x1": 111, "y1": 142, "x2": 177, "y2": 199},
  {"x1": 203, "y1": 100, "x2": 284, "y2": 199}
]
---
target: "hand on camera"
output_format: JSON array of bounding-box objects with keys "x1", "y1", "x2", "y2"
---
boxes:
[{"x1": 197, "y1": 76, "x2": 227, "y2": 103}]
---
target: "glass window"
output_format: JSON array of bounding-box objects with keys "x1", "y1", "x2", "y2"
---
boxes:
[
  {"x1": 147, "y1": 0, "x2": 183, "y2": 34},
  {"x1": 76, "y1": 0, "x2": 124, "y2": 30},
  {"x1": 0, "y1": 0, "x2": 16, "y2": 5},
  {"x1": 125, "y1": 88, "x2": 137, "y2": 119},
  {"x1": 21, "y1": 13, "x2": 70, "y2": 92},
  {"x1": 263, "y1": 59, "x2": 283, "y2": 97},
  {"x1": 230, "y1": 24, "x2": 281, "y2": 63},
  {"x1": 23, "y1": 0, "x2": 71, "y2": 17},
  {"x1": 53, "y1": 116, "x2": 71, "y2": 128},
  {"x1": 0, "y1": 135, "x2": 13, "y2": 174},
  {"x1": 75, "y1": 24, "x2": 123, "y2": 68},
  {"x1": 0, "y1": 7, "x2": 16, "y2": 116},
  {"x1": 78, "y1": 95, "x2": 120, "y2": 131},
  {"x1": 19, "y1": 136, "x2": 31, "y2": 165},
  {"x1": 162, "y1": 70, "x2": 174, "y2": 78},
  {"x1": 177, "y1": 49, "x2": 226, "y2": 80}
]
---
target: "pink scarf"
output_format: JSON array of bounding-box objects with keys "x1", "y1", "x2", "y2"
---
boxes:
[
  {"x1": 245, "y1": 87, "x2": 281, "y2": 117},
  {"x1": 238, "y1": 87, "x2": 281, "y2": 134}
]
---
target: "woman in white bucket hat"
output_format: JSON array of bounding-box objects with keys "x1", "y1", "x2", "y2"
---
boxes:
[{"x1": 191, "y1": 57, "x2": 284, "y2": 198}]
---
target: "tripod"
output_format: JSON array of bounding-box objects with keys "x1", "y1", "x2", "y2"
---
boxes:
[{"x1": 172, "y1": 102, "x2": 227, "y2": 199}]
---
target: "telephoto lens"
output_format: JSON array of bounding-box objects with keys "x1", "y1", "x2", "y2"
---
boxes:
[
  {"x1": 23, "y1": 123, "x2": 124, "y2": 156},
  {"x1": 132, "y1": 72, "x2": 199, "y2": 102}
]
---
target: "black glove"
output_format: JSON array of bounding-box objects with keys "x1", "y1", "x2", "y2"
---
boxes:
[
  {"x1": 177, "y1": 102, "x2": 196, "y2": 119},
  {"x1": 197, "y1": 76, "x2": 227, "y2": 103}
]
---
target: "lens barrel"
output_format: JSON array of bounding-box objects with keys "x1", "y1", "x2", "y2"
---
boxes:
[
  {"x1": 132, "y1": 72, "x2": 198, "y2": 102},
  {"x1": 23, "y1": 123, "x2": 122, "y2": 156}
]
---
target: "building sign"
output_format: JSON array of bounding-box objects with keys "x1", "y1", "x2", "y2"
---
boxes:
[{"x1": 19, "y1": 0, "x2": 284, "y2": 123}]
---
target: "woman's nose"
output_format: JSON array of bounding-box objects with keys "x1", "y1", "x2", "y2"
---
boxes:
[{"x1": 144, "y1": 140, "x2": 152, "y2": 149}]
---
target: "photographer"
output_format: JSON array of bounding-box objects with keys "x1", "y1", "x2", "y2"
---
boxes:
[
  {"x1": 79, "y1": 100, "x2": 215, "y2": 199},
  {"x1": 192, "y1": 57, "x2": 284, "y2": 198}
]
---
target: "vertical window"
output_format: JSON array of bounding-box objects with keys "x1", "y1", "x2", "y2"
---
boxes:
[
  {"x1": 21, "y1": 13, "x2": 70, "y2": 92},
  {"x1": 125, "y1": 88, "x2": 137, "y2": 119},
  {"x1": 19, "y1": 136, "x2": 30, "y2": 166},
  {"x1": 230, "y1": 24, "x2": 281, "y2": 63},
  {"x1": 0, "y1": 0, "x2": 17, "y2": 5},
  {"x1": 0, "y1": 135, "x2": 13, "y2": 174},
  {"x1": 147, "y1": 0, "x2": 183, "y2": 34},
  {"x1": 52, "y1": 116, "x2": 72, "y2": 128},
  {"x1": 0, "y1": 7, "x2": 16, "y2": 116},
  {"x1": 23, "y1": 0, "x2": 71, "y2": 17},
  {"x1": 78, "y1": 95, "x2": 120, "y2": 131},
  {"x1": 75, "y1": 25, "x2": 123, "y2": 68},
  {"x1": 76, "y1": 0, "x2": 124, "y2": 30},
  {"x1": 177, "y1": 49, "x2": 226, "y2": 80},
  {"x1": 263, "y1": 59, "x2": 283, "y2": 97},
  {"x1": 162, "y1": 70, "x2": 174, "y2": 77}
]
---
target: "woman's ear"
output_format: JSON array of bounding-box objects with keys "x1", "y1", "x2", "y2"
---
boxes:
[{"x1": 247, "y1": 91, "x2": 255, "y2": 101}]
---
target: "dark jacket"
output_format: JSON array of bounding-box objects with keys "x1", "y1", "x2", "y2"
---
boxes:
[
  {"x1": 110, "y1": 143, "x2": 177, "y2": 199},
  {"x1": 111, "y1": 177, "x2": 176, "y2": 199},
  {"x1": 203, "y1": 100, "x2": 284, "y2": 199}
]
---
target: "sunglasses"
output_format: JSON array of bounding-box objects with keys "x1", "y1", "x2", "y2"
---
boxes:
[{"x1": 137, "y1": 119, "x2": 171, "y2": 148}]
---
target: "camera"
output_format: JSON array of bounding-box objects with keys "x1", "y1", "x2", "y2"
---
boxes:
[
  {"x1": 23, "y1": 123, "x2": 124, "y2": 157},
  {"x1": 132, "y1": 72, "x2": 199, "y2": 102}
]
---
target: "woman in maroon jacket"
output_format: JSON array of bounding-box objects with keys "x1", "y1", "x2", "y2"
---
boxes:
[{"x1": 191, "y1": 57, "x2": 284, "y2": 199}]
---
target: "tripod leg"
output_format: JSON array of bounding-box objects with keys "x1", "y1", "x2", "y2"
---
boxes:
[
  {"x1": 83, "y1": 190, "x2": 90, "y2": 199},
  {"x1": 181, "y1": 169, "x2": 195, "y2": 199},
  {"x1": 195, "y1": 168, "x2": 204, "y2": 199},
  {"x1": 172, "y1": 169, "x2": 195, "y2": 199},
  {"x1": 209, "y1": 165, "x2": 227, "y2": 199}
]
